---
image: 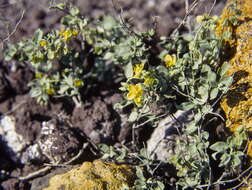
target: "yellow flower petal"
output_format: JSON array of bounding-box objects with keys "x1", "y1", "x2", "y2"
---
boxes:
[
  {"x1": 133, "y1": 63, "x2": 144, "y2": 78},
  {"x1": 72, "y1": 29, "x2": 78, "y2": 36},
  {"x1": 126, "y1": 84, "x2": 144, "y2": 106},
  {"x1": 127, "y1": 91, "x2": 135, "y2": 100},
  {"x1": 39, "y1": 40, "x2": 47, "y2": 47},
  {"x1": 46, "y1": 88, "x2": 55, "y2": 95},
  {"x1": 134, "y1": 96, "x2": 142, "y2": 107},
  {"x1": 164, "y1": 54, "x2": 176, "y2": 67},
  {"x1": 144, "y1": 75, "x2": 155, "y2": 87},
  {"x1": 35, "y1": 72, "x2": 43, "y2": 79},
  {"x1": 74, "y1": 79, "x2": 83, "y2": 87}
]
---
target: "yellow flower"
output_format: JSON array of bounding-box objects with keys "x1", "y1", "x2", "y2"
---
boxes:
[
  {"x1": 73, "y1": 79, "x2": 83, "y2": 87},
  {"x1": 39, "y1": 40, "x2": 47, "y2": 47},
  {"x1": 46, "y1": 88, "x2": 55, "y2": 95},
  {"x1": 144, "y1": 75, "x2": 155, "y2": 87},
  {"x1": 35, "y1": 72, "x2": 43, "y2": 79},
  {"x1": 127, "y1": 84, "x2": 143, "y2": 107},
  {"x1": 164, "y1": 54, "x2": 176, "y2": 67},
  {"x1": 59, "y1": 28, "x2": 77, "y2": 41},
  {"x1": 72, "y1": 29, "x2": 78, "y2": 37},
  {"x1": 133, "y1": 63, "x2": 144, "y2": 78}
]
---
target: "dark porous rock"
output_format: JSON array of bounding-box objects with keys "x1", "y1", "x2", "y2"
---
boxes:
[
  {"x1": 1, "y1": 178, "x2": 30, "y2": 190},
  {"x1": 38, "y1": 117, "x2": 83, "y2": 164},
  {"x1": 71, "y1": 98, "x2": 120, "y2": 144},
  {"x1": 7, "y1": 65, "x2": 34, "y2": 95},
  {"x1": 0, "y1": 66, "x2": 11, "y2": 103}
]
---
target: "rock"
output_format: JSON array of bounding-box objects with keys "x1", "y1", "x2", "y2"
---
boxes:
[
  {"x1": 147, "y1": 110, "x2": 193, "y2": 161},
  {"x1": 216, "y1": 0, "x2": 252, "y2": 158},
  {"x1": 30, "y1": 167, "x2": 72, "y2": 190},
  {"x1": 71, "y1": 98, "x2": 119, "y2": 144},
  {"x1": 43, "y1": 160, "x2": 135, "y2": 190},
  {"x1": 0, "y1": 115, "x2": 27, "y2": 163},
  {"x1": 0, "y1": 68, "x2": 11, "y2": 103},
  {"x1": 0, "y1": 178, "x2": 30, "y2": 190},
  {"x1": 38, "y1": 117, "x2": 82, "y2": 164}
]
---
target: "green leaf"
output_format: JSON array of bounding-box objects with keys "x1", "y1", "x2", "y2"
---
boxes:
[
  {"x1": 4, "y1": 44, "x2": 17, "y2": 61},
  {"x1": 179, "y1": 102, "x2": 195, "y2": 110},
  {"x1": 47, "y1": 49, "x2": 55, "y2": 60},
  {"x1": 186, "y1": 122, "x2": 198, "y2": 134},
  {"x1": 219, "y1": 153, "x2": 231, "y2": 167},
  {"x1": 136, "y1": 167, "x2": 146, "y2": 181},
  {"x1": 210, "y1": 88, "x2": 219, "y2": 100},
  {"x1": 102, "y1": 16, "x2": 117, "y2": 30},
  {"x1": 33, "y1": 29, "x2": 43, "y2": 43},
  {"x1": 54, "y1": 3, "x2": 65, "y2": 9},
  {"x1": 232, "y1": 155, "x2": 241, "y2": 167},
  {"x1": 208, "y1": 71, "x2": 217, "y2": 83},
  {"x1": 219, "y1": 62, "x2": 230, "y2": 76},
  {"x1": 201, "y1": 104, "x2": 213, "y2": 115},
  {"x1": 210, "y1": 142, "x2": 227, "y2": 152},
  {"x1": 201, "y1": 64, "x2": 211, "y2": 73},
  {"x1": 104, "y1": 52, "x2": 114, "y2": 60},
  {"x1": 124, "y1": 62, "x2": 133, "y2": 78},
  {"x1": 69, "y1": 7, "x2": 80, "y2": 16},
  {"x1": 198, "y1": 86, "x2": 209, "y2": 103},
  {"x1": 128, "y1": 111, "x2": 138, "y2": 122},
  {"x1": 202, "y1": 131, "x2": 209, "y2": 141}
]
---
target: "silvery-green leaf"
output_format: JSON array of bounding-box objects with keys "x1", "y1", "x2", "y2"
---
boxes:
[
  {"x1": 33, "y1": 29, "x2": 43, "y2": 43},
  {"x1": 124, "y1": 62, "x2": 133, "y2": 78},
  {"x1": 128, "y1": 111, "x2": 138, "y2": 122},
  {"x1": 219, "y1": 62, "x2": 230, "y2": 76},
  {"x1": 210, "y1": 142, "x2": 227, "y2": 152},
  {"x1": 220, "y1": 153, "x2": 231, "y2": 167},
  {"x1": 210, "y1": 88, "x2": 219, "y2": 100}
]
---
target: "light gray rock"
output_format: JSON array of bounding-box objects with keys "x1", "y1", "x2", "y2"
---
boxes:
[
  {"x1": 147, "y1": 110, "x2": 193, "y2": 161},
  {"x1": 0, "y1": 115, "x2": 27, "y2": 163}
]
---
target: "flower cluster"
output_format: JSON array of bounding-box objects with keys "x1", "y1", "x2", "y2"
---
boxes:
[
  {"x1": 125, "y1": 63, "x2": 156, "y2": 107},
  {"x1": 59, "y1": 28, "x2": 78, "y2": 41}
]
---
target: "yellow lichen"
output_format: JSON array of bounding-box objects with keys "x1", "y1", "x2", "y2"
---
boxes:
[
  {"x1": 43, "y1": 160, "x2": 135, "y2": 190},
  {"x1": 218, "y1": 0, "x2": 252, "y2": 159}
]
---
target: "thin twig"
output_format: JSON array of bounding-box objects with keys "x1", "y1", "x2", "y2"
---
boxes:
[
  {"x1": 2, "y1": 10, "x2": 25, "y2": 46},
  {"x1": 172, "y1": 0, "x2": 199, "y2": 36},
  {"x1": 111, "y1": 0, "x2": 141, "y2": 38},
  {"x1": 3, "y1": 101, "x2": 26, "y2": 115},
  {"x1": 197, "y1": 166, "x2": 252, "y2": 189},
  {"x1": 133, "y1": 113, "x2": 168, "y2": 129},
  {"x1": 18, "y1": 142, "x2": 88, "y2": 181},
  {"x1": 208, "y1": 0, "x2": 217, "y2": 16}
]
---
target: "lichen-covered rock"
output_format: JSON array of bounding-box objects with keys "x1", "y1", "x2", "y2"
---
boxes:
[
  {"x1": 217, "y1": 0, "x2": 252, "y2": 143},
  {"x1": 216, "y1": 0, "x2": 252, "y2": 164},
  {"x1": 43, "y1": 160, "x2": 135, "y2": 190}
]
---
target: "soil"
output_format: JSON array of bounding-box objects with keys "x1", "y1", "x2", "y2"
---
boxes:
[{"x1": 0, "y1": 0, "x2": 226, "y2": 189}]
